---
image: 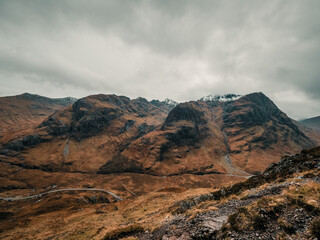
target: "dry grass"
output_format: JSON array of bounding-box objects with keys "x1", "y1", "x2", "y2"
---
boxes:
[
  {"x1": 102, "y1": 225, "x2": 143, "y2": 240},
  {"x1": 309, "y1": 217, "x2": 320, "y2": 239}
]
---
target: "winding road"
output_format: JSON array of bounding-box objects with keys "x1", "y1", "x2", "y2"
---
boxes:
[{"x1": 0, "y1": 188, "x2": 123, "y2": 201}]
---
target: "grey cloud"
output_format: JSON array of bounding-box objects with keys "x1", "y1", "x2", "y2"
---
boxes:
[{"x1": 0, "y1": 0, "x2": 319, "y2": 119}]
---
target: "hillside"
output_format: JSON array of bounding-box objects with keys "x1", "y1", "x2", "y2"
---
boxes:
[
  {"x1": 0, "y1": 92, "x2": 320, "y2": 239},
  {"x1": 0, "y1": 93, "x2": 76, "y2": 141},
  {"x1": 138, "y1": 146, "x2": 320, "y2": 239},
  {"x1": 1, "y1": 92, "x2": 318, "y2": 178},
  {"x1": 300, "y1": 116, "x2": 320, "y2": 132},
  {"x1": 0, "y1": 146, "x2": 319, "y2": 239}
]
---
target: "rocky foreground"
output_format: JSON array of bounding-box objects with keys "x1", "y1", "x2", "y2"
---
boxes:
[{"x1": 104, "y1": 146, "x2": 320, "y2": 240}]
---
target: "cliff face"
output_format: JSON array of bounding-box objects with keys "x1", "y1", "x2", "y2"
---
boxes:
[{"x1": 0, "y1": 92, "x2": 319, "y2": 176}]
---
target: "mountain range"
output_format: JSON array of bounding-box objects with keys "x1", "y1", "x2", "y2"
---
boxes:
[
  {"x1": 0, "y1": 92, "x2": 319, "y2": 177},
  {"x1": 0, "y1": 92, "x2": 319, "y2": 239}
]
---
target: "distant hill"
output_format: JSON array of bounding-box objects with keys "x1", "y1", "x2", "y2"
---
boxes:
[
  {"x1": 300, "y1": 116, "x2": 320, "y2": 131},
  {"x1": 0, "y1": 93, "x2": 76, "y2": 139}
]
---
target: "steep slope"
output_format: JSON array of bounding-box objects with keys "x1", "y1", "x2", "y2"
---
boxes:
[
  {"x1": 1, "y1": 93, "x2": 320, "y2": 239},
  {"x1": 101, "y1": 92, "x2": 320, "y2": 175},
  {"x1": 0, "y1": 94, "x2": 174, "y2": 173},
  {"x1": 300, "y1": 116, "x2": 320, "y2": 131},
  {"x1": 222, "y1": 92, "x2": 319, "y2": 173},
  {"x1": 1, "y1": 92, "x2": 319, "y2": 177},
  {"x1": 0, "y1": 93, "x2": 76, "y2": 138}
]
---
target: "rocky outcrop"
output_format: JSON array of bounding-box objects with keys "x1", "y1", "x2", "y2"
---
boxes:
[
  {"x1": 163, "y1": 102, "x2": 207, "y2": 129},
  {"x1": 98, "y1": 155, "x2": 144, "y2": 174},
  {"x1": 223, "y1": 93, "x2": 300, "y2": 131},
  {"x1": 2, "y1": 134, "x2": 42, "y2": 152}
]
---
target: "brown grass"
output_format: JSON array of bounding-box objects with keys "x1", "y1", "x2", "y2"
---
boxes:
[{"x1": 102, "y1": 225, "x2": 144, "y2": 240}]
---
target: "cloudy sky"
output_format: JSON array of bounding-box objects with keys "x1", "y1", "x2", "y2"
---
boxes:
[{"x1": 0, "y1": 0, "x2": 319, "y2": 119}]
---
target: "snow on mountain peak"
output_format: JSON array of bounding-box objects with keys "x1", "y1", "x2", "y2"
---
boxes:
[
  {"x1": 199, "y1": 94, "x2": 241, "y2": 102},
  {"x1": 163, "y1": 98, "x2": 178, "y2": 106}
]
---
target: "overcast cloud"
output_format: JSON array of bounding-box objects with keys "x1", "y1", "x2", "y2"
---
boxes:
[{"x1": 0, "y1": 0, "x2": 319, "y2": 119}]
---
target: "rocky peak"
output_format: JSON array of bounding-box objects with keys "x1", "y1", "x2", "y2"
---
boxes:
[
  {"x1": 163, "y1": 102, "x2": 206, "y2": 128},
  {"x1": 238, "y1": 92, "x2": 279, "y2": 115},
  {"x1": 53, "y1": 96, "x2": 77, "y2": 106},
  {"x1": 150, "y1": 98, "x2": 178, "y2": 110},
  {"x1": 163, "y1": 98, "x2": 178, "y2": 106},
  {"x1": 223, "y1": 92, "x2": 289, "y2": 127}
]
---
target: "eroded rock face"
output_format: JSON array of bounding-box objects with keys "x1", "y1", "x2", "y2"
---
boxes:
[
  {"x1": 2, "y1": 134, "x2": 41, "y2": 152},
  {"x1": 163, "y1": 103, "x2": 207, "y2": 128},
  {"x1": 39, "y1": 112, "x2": 71, "y2": 136},
  {"x1": 222, "y1": 92, "x2": 314, "y2": 153},
  {"x1": 70, "y1": 96, "x2": 124, "y2": 137},
  {"x1": 223, "y1": 92, "x2": 290, "y2": 128}
]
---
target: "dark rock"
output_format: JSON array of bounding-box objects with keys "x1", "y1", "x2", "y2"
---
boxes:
[
  {"x1": 39, "y1": 115, "x2": 70, "y2": 136},
  {"x1": 137, "y1": 123, "x2": 156, "y2": 137},
  {"x1": 87, "y1": 195, "x2": 110, "y2": 204},
  {"x1": 163, "y1": 103, "x2": 206, "y2": 128},
  {"x1": 118, "y1": 120, "x2": 135, "y2": 134},
  {"x1": 4, "y1": 134, "x2": 42, "y2": 151},
  {"x1": 98, "y1": 155, "x2": 144, "y2": 174}
]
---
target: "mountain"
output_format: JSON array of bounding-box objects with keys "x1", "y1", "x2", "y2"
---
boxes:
[
  {"x1": 0, "y1": 94, "x2": 175, "y2": 173},
  {"x1": 0, "y1": 92, "x2": 319, "y2": 177},
  {"x1": 300, "y1": 116, "x2": 320, "y2": 131},
  {"x1": 1, "y1": 92, "x2": 320, "y2": 239},
  {"x1": 100, "y1": 92, "x2": 320, "y2": 175},
  {"x1": 0, "y1": 93, "x2": 76, "y2": 139}
]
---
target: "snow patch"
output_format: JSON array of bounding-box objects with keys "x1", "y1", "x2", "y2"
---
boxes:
[
  {"x1": 199, "y1": 94, "x2": 241, "y2": 102},
  {"x1": 163, "y1": 98, "x2": 178, "y2": 106}
]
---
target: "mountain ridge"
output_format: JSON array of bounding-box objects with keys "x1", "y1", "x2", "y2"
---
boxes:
[
  {"x1": 300, "y1": 116, "x2": 320, "y2": 132},
  {"x1": 1, "y1": 92, "x2": 319, "y2": 177},
  {"x1": 0, "y1": 93, "x2": 76, "y2": 139}
]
